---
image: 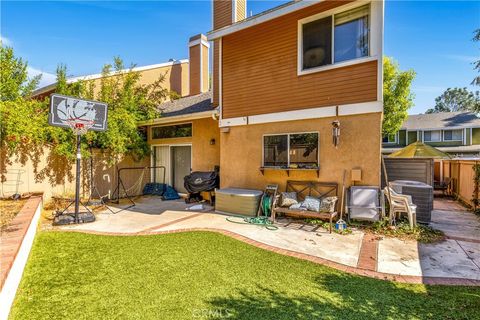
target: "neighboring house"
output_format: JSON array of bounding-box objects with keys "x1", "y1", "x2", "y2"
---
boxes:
[
  {"x1": 382, "y1": 112, "x2": 480, "y2": 157},
  {"x1": 140, "y1": 0, "x2": 385, "y2": 192},
  {"x1": 31, "y1": 59, "x2": 190, "y2": 100}
]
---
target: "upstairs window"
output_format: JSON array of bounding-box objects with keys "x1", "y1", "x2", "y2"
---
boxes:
[
  {"x1": 263, "y1": 133, "x2": 319, "y2": 168},
  {"x1": 443, "y1": 129, "x2": 463, "y2": 141},
  {"x1": 301, "y1": 5, "x2": 370, "y2": 72},
  {"x1": 382, "y1": 133, "x2": 397, "y2": 144},
  {"x1": 151, "y1": 123, "x2": 192, "y2": 139},
  {"x1": 423, "y1": 130, "x2": 441, "y2": 142}
]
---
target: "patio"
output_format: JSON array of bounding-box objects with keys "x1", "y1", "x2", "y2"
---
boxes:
[{"x1": 60, "y1": 196, "x2": 480, "y2": 285}]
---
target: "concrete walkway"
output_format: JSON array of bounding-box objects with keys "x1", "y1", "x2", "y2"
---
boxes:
[{"x1": 60, "y1": 197, "x2": 480, "y2": 285}]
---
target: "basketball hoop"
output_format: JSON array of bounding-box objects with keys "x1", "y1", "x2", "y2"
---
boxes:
[{"x1": 67, "y1": 119, "x2": 95, "y2": 135}]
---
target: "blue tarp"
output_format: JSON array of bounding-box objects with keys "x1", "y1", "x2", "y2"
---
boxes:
[{"x1": 143, "y1": 183, "x2": 180, "y2": 200}]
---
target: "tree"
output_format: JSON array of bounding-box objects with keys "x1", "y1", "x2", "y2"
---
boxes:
[
  {"x1": 425, "y1": 87, "x2": 480, "y2": 113},
  {"x1": 382, "y1": 56, "x2": 416, "y2": 136},
  {"x1": 0, "y1": 44, "x2": 41, "y2": 101},
  {"x1": 1, "y1": 53, "x2": 168, "y2": 183},
  {"x1": 472, "y1": 29, "x2": 480, "y2": 86}
]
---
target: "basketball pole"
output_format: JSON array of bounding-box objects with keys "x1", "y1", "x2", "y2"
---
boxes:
[{"x1": 74, "y1": 133, "x2": 81, "y2": 223}]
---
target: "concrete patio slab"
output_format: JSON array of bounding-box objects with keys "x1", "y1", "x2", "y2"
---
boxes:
[
  {"x1": 152, "y1": 213, "x2": 364, "y2": 267},
  {"x1": 430, "y1": 209, "x2": 480, "y2": 242},
  {"x1": 378, "y1": 238, "x2": 480, "y2": 280},
  {"x1": 61, "y1": 198, "x2": 210, "y2": 234}
]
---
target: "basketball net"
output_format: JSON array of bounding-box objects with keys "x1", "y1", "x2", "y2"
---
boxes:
[{"x1": 67, "y1": 119, "x2": 94, "y2": 135}]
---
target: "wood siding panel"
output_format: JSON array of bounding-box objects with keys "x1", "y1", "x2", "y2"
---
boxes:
[
  {"x1": 189, "y1": 45, "x2": 200, "y2": 95},
  {"x1": 220, "y1": 0, "x2": 378, "y2": 119},
  {"x1": 236, "y1": 0, "x2": 246, "y2": 22},
  {"x1": 214, "y1": 0, "x2": 233, "y2": 30}
]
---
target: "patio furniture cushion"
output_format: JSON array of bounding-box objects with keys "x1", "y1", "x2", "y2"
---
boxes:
[
  {"x1": 289, "y1": 202, "x2": 306, "y2": 210},
  {"x1": 303, "y1": 196, "x2": 321, "y2": 212},
  {"x1": 319, "y1": 196, "x2": 338, "y2": 213},
  {"x1": 272, "y1": 180, "x2": 339, "y2": 233},
  {"x1": 280, "y1": 192, "x2": 298, "y2": 207}
]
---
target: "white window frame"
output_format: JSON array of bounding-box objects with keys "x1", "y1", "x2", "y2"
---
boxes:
[
  {"x1": 423, "y1": 130, "x2": 442, "y2": 142},
  {"x1": 262, "y1": 131, "x2": 320, "y2": 168},
  {"x1": 150, "y1": 122, "x2": 193, "y2": 140},
  {"x1": 382, "y1": 132, "x2": 398, "y2": 144},
  {"x1": 443, "y1": 129, "x2": 463, "y2": 142},
  {"x1": 297, "y1": 1, "x2": 376, "y2": 76}
]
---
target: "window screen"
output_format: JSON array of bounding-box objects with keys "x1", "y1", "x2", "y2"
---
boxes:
[
  {"x1": 334, "y1": 5, "x2": 369, "y2": 63},
  {"x1": 289, "y1": 133, "x2": 319, "y2": 166},
  {"x1": 424, "y1": 130, "x2": 441, "y2": 142},
  {"x1": 263, "y1": 135, "x2": 288, "y2": 167},
  {"x1": 302, "y1": 16, "x2": 332, "y2": 69},
  {"x1": 151, "y1": 123, "x2": 192, "y2": 139},
  {"x1": 444, "y1": 129, "x2": 462, "y2": 141}
]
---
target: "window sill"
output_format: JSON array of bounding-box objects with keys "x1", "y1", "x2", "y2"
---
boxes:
[
  {"x1": 297, "y1": 56, "x2": 378, "y2": 76},
  {"x1": 260, "y1": 167, "x2": 320, "y2": 178}
]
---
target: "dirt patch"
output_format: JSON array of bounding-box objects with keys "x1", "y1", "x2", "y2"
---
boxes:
[{"x1": 0, "y1": 199, "x2": 27, "y2": 230}]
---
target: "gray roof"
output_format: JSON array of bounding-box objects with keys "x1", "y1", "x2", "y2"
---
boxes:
[
  {"x1": 158, "y1": 91, "x2": 213, "y2": 117},
  {"x1": 402, "y1": 112, "x2": 480, "y2": 130}
]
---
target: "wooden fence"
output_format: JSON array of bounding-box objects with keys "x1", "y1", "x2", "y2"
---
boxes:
[{"x1": 442, "y1": 159, "x2": 479, "y2": 208}]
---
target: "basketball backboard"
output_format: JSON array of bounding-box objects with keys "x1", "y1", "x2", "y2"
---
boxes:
[{"x1": 49, "y1": 94, "x2": 108, "y2": 132}]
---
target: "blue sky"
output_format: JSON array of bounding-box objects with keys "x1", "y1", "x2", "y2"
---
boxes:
[{"x1": 1, "y1": 1, "x2": 479, "y2": 114}]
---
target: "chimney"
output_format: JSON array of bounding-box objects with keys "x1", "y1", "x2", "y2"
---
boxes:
[
  {"x1": 213, "y1": 0, "x2": 246, "y2": 29},
  {"x1": 189, "y1": 34, "x2": 209, "y2": 96}
]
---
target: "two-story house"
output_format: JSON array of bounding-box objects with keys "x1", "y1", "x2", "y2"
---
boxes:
[
  {"x1": 207, "y1": 0, "x2": 384, "y2": 190},
  {"x1": 382, "y1": 112, "x2": 480, "y2": 157},
  {"x1": 139, "y1": 0, "x2": 384, "y2": 194}
]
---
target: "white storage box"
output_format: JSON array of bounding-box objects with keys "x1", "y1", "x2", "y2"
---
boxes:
[{"x1": 215, "y1": 188, "x2": 263, "y2": 217}]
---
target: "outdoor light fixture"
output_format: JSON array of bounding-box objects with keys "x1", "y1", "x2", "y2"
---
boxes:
[
  {"x1": 210, "y1": 138, "x2": 216, "y2": 145},
  {"x1": 332, "y1": 120, "x2": 340, "y2": 148}
]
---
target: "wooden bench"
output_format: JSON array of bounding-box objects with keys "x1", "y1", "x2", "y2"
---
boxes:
[{"x1": 271, "y1": 180, "x2": 339, "y2": 233}]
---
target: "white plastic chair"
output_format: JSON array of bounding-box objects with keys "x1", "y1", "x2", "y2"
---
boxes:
[{"x1": 383, "y1": 186, "x2": 417, "y2": 228}]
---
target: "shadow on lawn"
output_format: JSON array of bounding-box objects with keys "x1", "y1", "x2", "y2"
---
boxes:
[{"x1": 207, "y1": 273, "x2": 477, "y2": 320}]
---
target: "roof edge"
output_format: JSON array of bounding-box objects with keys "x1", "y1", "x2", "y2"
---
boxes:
[
  {"x1": 32, "y1": 59, "x2": 189, "y2": 97},
  {"x1": 207, "y1": 0, "x2": 320, "y2": 40},
  {"x1": 137, "y1": 110, "x2": 214, "y2": 126}
]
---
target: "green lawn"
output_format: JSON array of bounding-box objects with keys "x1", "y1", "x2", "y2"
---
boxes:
[{"x1": 10, "y1": 231, "x2": 480, "y2": 320}]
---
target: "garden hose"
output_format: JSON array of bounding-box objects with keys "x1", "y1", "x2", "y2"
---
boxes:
[{"x1": 225, "y1": 195, "x2": 278, "y2": 230}]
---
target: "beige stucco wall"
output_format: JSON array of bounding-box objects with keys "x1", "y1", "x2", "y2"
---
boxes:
[
  {"x1": 220, "y1": 112, "x2": 382, "y2": 193},
  {"x1": 34, "y1": 62, "x2": 190, "y2": 101},
  {"x1": 147, "y1": 117, "x2": 220, "y2": 172},
  {"x1": 89, "y1": 62, "x2": 190, "y2": 98}
]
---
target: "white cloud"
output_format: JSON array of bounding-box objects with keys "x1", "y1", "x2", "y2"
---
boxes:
[
  {"x1": 27, "y1": 66, "x2": 57, "y2": 88},
  {"x1": 441, "y1": 54, "x2": 477, "y2": 63},
  {"x1": 0, "y1": 35, "x2": 12, "y2": 46}
]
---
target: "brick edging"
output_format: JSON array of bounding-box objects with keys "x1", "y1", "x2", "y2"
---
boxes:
[
  {"x1": 0, "y1": 196, "x2": 43, "y2": 290},
  {"x1": 57, "y1": 227, "x2": 480, "y2": 286}
]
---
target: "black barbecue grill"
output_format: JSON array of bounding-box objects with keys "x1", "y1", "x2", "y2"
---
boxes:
[{"x1": 184, "y1": 167, "x2": 219, "y2": 204}]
